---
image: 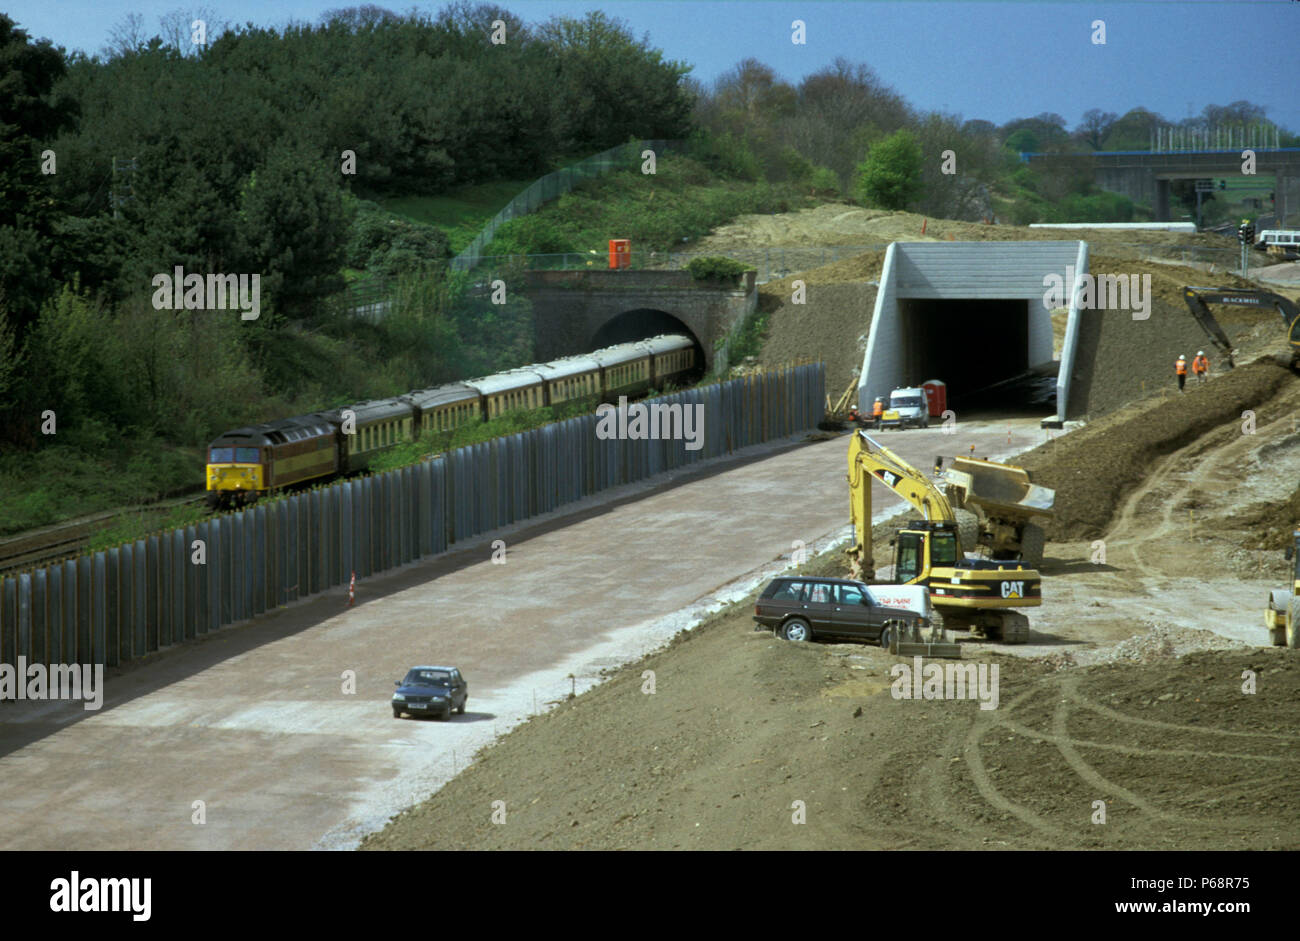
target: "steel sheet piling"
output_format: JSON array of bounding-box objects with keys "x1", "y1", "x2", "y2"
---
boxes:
[{"x1": 0, "y1": 365, "x2": 823, "y2": 681}]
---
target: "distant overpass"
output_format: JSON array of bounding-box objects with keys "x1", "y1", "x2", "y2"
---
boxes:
[{"x1": 1022, "y1": 148, "x2": 1300, "y2": 225}]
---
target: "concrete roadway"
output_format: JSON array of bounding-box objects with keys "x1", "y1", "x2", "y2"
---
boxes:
[{"x1": 0, "y1": 418, "x2": 1051, "y2": 849}]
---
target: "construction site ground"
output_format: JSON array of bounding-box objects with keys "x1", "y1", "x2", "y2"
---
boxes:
[
  {"x1": 363, "y1": 364, "x2": 1300, "y2": 851},
  {"x1": 363, "y1": 208, "x2": 1300, "y2": 852}
]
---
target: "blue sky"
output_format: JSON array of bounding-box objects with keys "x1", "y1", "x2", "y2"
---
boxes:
[{"x1": 9, "y1": 1, "x2": 1299, "y2": 133}]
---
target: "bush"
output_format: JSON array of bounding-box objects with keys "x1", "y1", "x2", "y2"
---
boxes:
[
  {"x1": 855, "y1": 129, "x2": 924, "y2": 210},
  {"x1": 780, "y1": 147, "x2": 815, "y2": 184},
  {"x1": 1048, "y1": 190, "x2": 1137, "y2": 223},
  {"x1": 725, "y1": 304, "x2": 770, "y2": 368},
  {"x1": 487, "y1": 214, "x2": 576, "y2": 255},
  {"x1": 689, "y1": 130, "x2": 762, "y2": 182},
  {"x1": 346, "y1": 200, "x2": 451, "y2": 275},
  {"x1": 686, "y1": 256, "x2": 753, "y2": 281},
  {"x1": 809, "y1": 166, "x2": 840, "y2": 197}
]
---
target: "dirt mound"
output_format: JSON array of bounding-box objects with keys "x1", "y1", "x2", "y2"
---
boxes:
[
  {"x1": 360, "y1": 589, "x2": 1300, "y2": 851},
  {"x1": 757, "y1": 251, "x2": 885, "y2": 398},
  {"x1": 1067, "y1": 254, "x2": 1289, "y2": 417},
  {"x1": 695, "y1": 202, "x2": 1243, "y2": 258},
  {"x1": 1228, "y1": 482, "x2": 1300, "y2": 550},
  {"x1": 1016, "y1": 358, "x2": 1295, "y2": 542}
]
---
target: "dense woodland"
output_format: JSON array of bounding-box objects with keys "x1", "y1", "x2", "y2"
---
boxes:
[{"x1": 0, "y1": 4, "x2": 1294, "y2": 529}]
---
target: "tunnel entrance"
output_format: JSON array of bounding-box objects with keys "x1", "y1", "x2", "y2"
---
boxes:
[
  {"x1": 589, "y1": 308, "x2": 706, "y2": 375},
  {"x1": 893, "y1": 298, "x2": 1053, "y2": 413}
]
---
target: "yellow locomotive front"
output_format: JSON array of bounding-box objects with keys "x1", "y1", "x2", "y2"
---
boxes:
[{"x1": 205, "y1": 443, "x2": 266, "y2": 508}]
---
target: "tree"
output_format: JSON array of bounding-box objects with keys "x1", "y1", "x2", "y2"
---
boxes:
[
  {"x1": 235, "y1": 142, "x2": 349, "y2": 319},
  {"x1": 1103, "y1": 107, "x2": 1166, "y2": 151},
  {"x1": 961, "y1": 119, "x2": 998, "y2": 139},
  {"x1": 786, "y1": 58, "x2": 910, "y2": 190},
  {"x1": 535, "y1": 10, "x2": 693, "y2": 155},
  {"x1": 1001, "y1": 113, "x2": 1070, "y2": 153},
  {"x1": 158, "y1": 6, "x2": 229, "y2": 56},
  {"x1": 912, "y1": 112, "x2": 1000, "y2": 220},
  {"x1": 1004, "y1": 127, "x2": 1041, "y2": 154},
  {"x1": 319, "y1": 5, "x2": 403, "y2": 30},
  {"x1": 1074, "y1": 109, "x2": 1117, "y2": 150},
  {"x1": 855, "y1": 129, "x2": 923, "y2": 210},
  {"x1": 103, "y1": 13, "x2": 147, "y2": 57},
  {"x1": 696, "y1": 58, "x2": 795, "y2": 178},
  {"x1": 1201, "y1": 100, "x2": 1267, "y2": 128},
  {"x1": 0, "y1": 14, "x2": 77, "y2": 334}
]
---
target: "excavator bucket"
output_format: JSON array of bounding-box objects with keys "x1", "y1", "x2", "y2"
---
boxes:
[{"x1": 891, "y1": 620, "x2": 962, "y2": 659}]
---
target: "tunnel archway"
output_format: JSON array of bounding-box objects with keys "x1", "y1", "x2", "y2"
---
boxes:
[
  {"x1": 590, "y1": 308, "x2": 698, "y2": 348},
  {"x1": 859, "y1": 241, "x2": 1087, "y2": 422},
  {"x1": 589, "y1": 309, "x2": 706, "y2": 376},
  {"x1": 891, "y1": 298, "x2": 1055, "y2": 414}
]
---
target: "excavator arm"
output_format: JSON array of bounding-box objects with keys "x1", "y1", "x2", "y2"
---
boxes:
[
  {"x1": 847, "y1": 431, "x2": 955, "y2": 577},
  {"x1": 1181, "y1": 287, "x2": 1300, "y2": 368}
]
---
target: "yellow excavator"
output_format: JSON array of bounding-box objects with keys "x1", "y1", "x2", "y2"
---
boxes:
[
  {"x1": 1264, "y1": 532, "x2": 1300, "y2": 649},
  {"x1": 847, "y1": 431, "x2": 1042, "y2": 644},
  {"x1": 1181, "y1": 286, "x2": 1300, "y2": 369}
]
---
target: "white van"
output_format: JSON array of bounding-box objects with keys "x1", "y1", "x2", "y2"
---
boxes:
[{"x1": 880, "y1": 387, "x2": 930, "y2": 430}]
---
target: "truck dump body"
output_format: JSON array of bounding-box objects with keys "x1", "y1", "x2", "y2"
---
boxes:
[{"x1": 947, "y1": 457, "x2": 1056, "y2": 519}]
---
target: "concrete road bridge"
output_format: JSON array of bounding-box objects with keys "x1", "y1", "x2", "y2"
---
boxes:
[{"x1": 1024, "y1": 148, "x2": 1300, "y2": 224}]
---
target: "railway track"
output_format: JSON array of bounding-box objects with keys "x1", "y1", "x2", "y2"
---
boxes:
[{"x1": 0, "y1": 495, "x2": 207, "y2": 578}]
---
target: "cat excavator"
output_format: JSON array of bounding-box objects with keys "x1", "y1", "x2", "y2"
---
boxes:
[
  {"x1": 847, "y1": 431, "x2": 1041, "y2": 644},
  {"x1": 1181, "y1": 287, "x2": 1300, "y2": 369}
]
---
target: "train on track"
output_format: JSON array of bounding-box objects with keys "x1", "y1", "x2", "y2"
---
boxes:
[{"x1": 205, "y1": 334, "x2": 700, "y2": 508}]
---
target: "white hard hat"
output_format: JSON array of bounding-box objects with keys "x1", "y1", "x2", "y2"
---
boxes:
[
  {"x1": 1179, "y1": 354, "x2": 1186, "y2": 360},
  {"x1": 1197, "y1": 350, "x2": 1204, "y2": 356}
]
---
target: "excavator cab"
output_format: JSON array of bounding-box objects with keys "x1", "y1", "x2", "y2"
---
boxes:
[
  {"x1": 891, "y1": 522, "x2": 959, "y2": 584},
  {"x1": 894, "y1": 532, "x2": 923, "y2": 583}
]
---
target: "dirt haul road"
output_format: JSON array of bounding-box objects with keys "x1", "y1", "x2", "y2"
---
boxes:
[
  {"x1": 0, "y1": 420, "x2": 1045, "y2": 850},
  {"x1": 363, "y1": 368, "x2": 1300, "y2": 852}
]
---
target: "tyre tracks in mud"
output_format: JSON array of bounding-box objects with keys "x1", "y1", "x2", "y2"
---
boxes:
[{"x1": 886, "y1": 659, "x2": 1300, "y2": 849}]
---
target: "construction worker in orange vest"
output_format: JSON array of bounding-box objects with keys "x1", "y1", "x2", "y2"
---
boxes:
[
  {"x1": 1175, "y1": 354, "x2": 1187, "y2": 393},
  {"x1": 871, "y1": 396, "x2": 885, "y2": 429},
  {"x1": 1192, "y1": 350, "x2": 1210, "y2": 384}
]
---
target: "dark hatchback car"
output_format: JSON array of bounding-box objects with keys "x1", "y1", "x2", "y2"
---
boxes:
[
  {"x1": 392, "y1": 666, "x2": 468, "y2": 720},
  {"x1": 753, "y1": 576, "x2": 927, "y2": 647}
]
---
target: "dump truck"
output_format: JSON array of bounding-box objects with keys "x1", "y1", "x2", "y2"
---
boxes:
[
  {"x1": 1264, "y1": 532, "x2": 1300, "y2": 649},
  {"x1": 847, "y1": 431, "x2": 1042, "y2": 644},
  {"x1": 937, "y1": 455, "x2": 1056, "y2": 567}
]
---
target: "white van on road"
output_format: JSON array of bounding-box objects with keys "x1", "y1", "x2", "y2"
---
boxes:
[{"x1": 879, "y1": 387, "x2": 930, "y2": 430}]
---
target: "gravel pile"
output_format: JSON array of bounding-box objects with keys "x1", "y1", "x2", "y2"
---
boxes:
[{"x1": 1029, "y1": 622, "x2": 1251, "y2": 672}]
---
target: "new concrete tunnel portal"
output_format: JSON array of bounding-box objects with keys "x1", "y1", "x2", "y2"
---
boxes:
[{"x1": 858, "y1": 241, "x2": 1089, "y2": 423}]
